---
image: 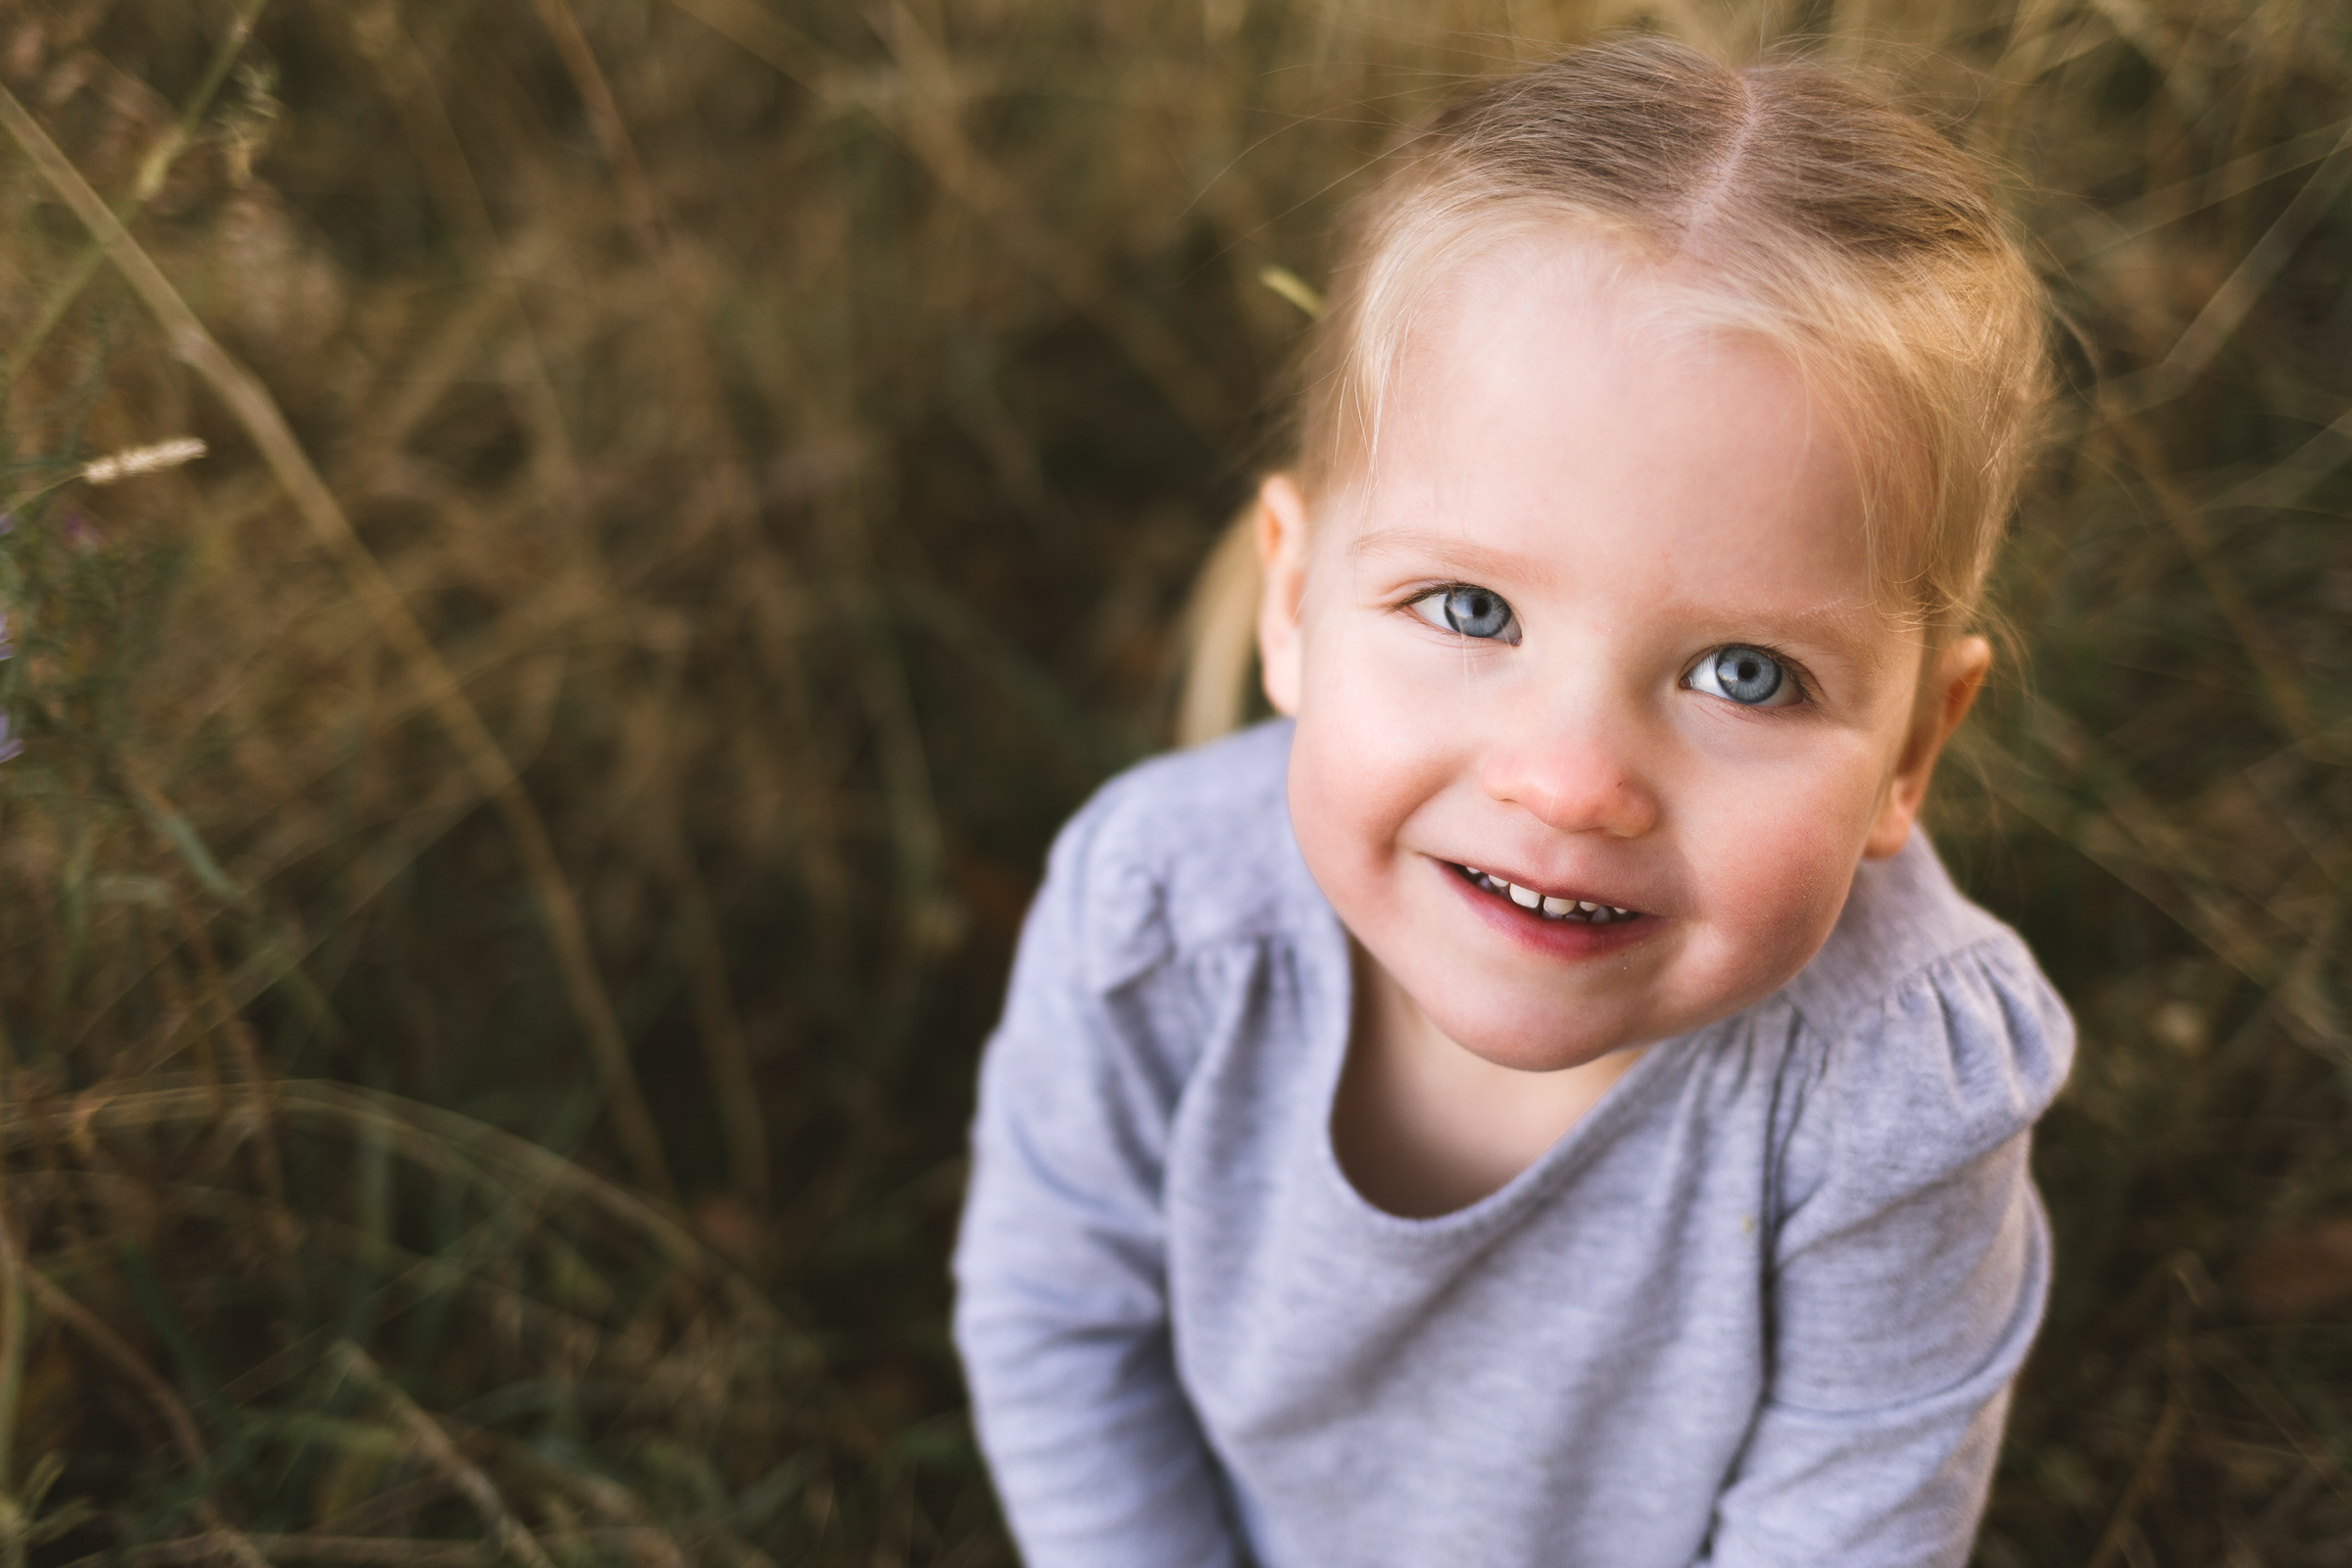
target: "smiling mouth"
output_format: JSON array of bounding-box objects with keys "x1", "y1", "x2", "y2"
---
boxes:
[{"x1": 1453, "y1": 863, "x2": 1644, "y2": 925}]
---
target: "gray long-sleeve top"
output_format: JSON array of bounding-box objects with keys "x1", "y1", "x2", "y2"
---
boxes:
[{"x1": 953, "y1": 720, "x2": 2074, "y2": 1568}]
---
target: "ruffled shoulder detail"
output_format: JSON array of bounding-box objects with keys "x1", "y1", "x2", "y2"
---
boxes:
[
  {"x1": 1779, "y1": 833, "x2": 2006, "y2": 1034},
  {"x1": 1775, "y1": 840, "x2": 2075, "y2": 1221},
  {"x1": 1046, "y1": 719, "x2": 1310, "y2": 993}
]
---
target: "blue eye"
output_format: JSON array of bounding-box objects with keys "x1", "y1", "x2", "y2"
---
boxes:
[
  {"x1": 1411, "y1": 583, "x2": 1518, "y2": 642},
  {"x1": 1688, "y1": 645, "x2": 1796, "y2": 707}
]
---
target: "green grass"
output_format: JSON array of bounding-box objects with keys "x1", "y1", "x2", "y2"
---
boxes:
[{"x1": 0, "y1": 0, "x2": 2347, "y2": 1562}]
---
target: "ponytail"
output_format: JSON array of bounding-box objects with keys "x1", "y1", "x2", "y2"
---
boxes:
[{"x1": 1172, "y1": 504, "x2": 1265, "y2": 748}]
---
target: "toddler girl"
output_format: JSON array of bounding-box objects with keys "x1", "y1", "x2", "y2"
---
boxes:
[{"x1": 954, "y1": 35, "x2": 2073, "y2": 1568}]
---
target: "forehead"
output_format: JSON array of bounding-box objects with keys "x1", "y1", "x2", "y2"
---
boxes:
[{"x1": 1334, "y1": 238, "x2": 1881, "y2": 626}]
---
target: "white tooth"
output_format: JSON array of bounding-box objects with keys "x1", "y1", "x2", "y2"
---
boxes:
[
  {"x1": 1612, "y1": 906, "x2": 1633, "y2": 918},
  {"x1": 1577, "y1": 901, "x2": 1599, "y2": 913},
  {"x1": 1542, "y1": 896, "x2": 1573, "y2": 916},
  {"x1": 1508, "y1": 882, "x2": 1541, "y2": 908},
  {"x1": 1462, "y1": 867, "x2": 1482, "y2": 878},
  {"x1": 1589, "y1": 906, "x2": 1612, "y2": 923}
]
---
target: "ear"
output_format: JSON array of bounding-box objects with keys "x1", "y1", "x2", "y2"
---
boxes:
[
  {"x1": 1862, "y1": 635, "x2": 1991, "y2": 860},
  {"x1": 1254, "y1": 473, "x2": 1312, "y2": 717}
]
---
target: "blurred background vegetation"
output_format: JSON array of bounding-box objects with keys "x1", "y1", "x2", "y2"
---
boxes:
[{"x1": 0, "y1": 0, "x2": 2345, "y2": 1561}]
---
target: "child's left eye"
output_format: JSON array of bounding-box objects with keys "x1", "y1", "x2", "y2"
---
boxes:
[
  {"x1": 1407, "y1": 583, "x2": 1520, "y2": 643},
  {"x1": 1686, "y1": 645, "x2": 1803, "y2": 708}
]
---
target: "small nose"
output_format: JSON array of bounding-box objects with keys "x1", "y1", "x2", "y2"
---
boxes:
[{"x1": 1479, "y1": 720, "x2": 1660, "y2": 840}]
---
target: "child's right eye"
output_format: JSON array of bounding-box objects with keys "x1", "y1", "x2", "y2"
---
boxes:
[{"x1": 1409, "y1": 583, "x2": 1519, "y2": 643}]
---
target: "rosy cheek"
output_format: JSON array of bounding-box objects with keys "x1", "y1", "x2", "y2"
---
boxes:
[
  {"x1": 1290, "y1": 705, "x2": 1434, "y2": 924},
  {"x1": 1298, "y1": 664, "x2": 1431, "y2": 797},
  {"x1": 1683, "y1": 783, "x2": 1860, "y2": 961},
  {"x1": 1287, "y1": 726, "x2": 1377, "y2": 881}
]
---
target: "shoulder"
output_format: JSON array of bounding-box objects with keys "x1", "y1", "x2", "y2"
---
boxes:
[
  {"x1": 1780, "y1": 832, "x2": 2006, "y2": 1031},
  {"x1": 1043, "y1": 719, "x2": 1319, "y2": 993},
  {"x1": 1776, "y1": 833, "x2": 2076, "y2": 1186}
]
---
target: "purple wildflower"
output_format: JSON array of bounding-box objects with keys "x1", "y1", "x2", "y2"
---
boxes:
[{"x1": 0, "y1": 714, "x2": 20, "y2": 766}]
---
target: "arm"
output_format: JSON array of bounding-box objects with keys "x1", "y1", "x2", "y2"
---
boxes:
[
  {"x1": 952, "y1": 797, "x2": 1246, "y2": 1568},
  {"x1": 1704, "y1": 942, "x2": 2074, "y2": 1567}
]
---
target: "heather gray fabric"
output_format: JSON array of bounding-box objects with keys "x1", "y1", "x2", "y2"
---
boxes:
[{"x1": 953, "y1": 719, "x2": 2073, "y2": 1568}]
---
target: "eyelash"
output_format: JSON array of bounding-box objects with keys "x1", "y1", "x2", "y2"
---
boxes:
[
  {"x1": 1401, "y1": 583, "x2": 1519, "y2": 643},
  {"x1": 1399, "y1": 588, "x2": 1815, "y2": 708},
  {"x1": 1684, "y1": 643, "x2": 1813, "y2": 709}
]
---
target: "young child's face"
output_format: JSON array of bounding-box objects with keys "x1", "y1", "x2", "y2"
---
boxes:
[{"x1": 1257, "y1": 241, "x2": 1985, "y2": 1073}]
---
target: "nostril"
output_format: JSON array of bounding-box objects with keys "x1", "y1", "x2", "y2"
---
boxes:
[{"x1": 1481, "y1": 751, "x2": 1657, "y2": 839}]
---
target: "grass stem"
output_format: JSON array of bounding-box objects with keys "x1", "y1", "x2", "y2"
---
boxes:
[{"x1": 0, "y1": 80, "x2": 678, "y2": 1208}]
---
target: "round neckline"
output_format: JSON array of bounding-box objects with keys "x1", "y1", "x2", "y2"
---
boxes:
[{"x1": 1296, "y1": 896, "x2": 1689, "y2": 1244}]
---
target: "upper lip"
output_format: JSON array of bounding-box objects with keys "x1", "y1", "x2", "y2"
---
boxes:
[{"x1": 1447, "y1": 858, "x2": 1645, "y2": 914}]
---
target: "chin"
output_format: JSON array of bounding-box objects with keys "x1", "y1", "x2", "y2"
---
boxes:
[{"x1": 1423, "y1": 992, "x2": 1643, "y2": 1074}]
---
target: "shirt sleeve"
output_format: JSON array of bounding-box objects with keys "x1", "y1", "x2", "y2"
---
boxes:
[
  {"x1": 1702, "y1": 936, "x2": 2075, "y2": 1568},
  {"x1": 951, "y1": 788, "x2": 1247, "y2": 1568}
]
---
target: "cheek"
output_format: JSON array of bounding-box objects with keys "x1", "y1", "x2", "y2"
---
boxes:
[
  {"x1": 1680, "y1": 743, "x2": 1886, "y2": 975},
  {"x1": 1285, "y1": 627, "x2": 1462, "y2": 882}
]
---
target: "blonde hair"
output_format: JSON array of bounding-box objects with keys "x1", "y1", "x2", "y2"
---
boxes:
[{"x1": 1176, "y1": 35, "x2": 2049, "y2": 746}]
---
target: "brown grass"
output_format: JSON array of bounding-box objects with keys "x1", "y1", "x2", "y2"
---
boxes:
[{"x1": 0, "y1": 0, "x2": 2346, "y2": 1562}]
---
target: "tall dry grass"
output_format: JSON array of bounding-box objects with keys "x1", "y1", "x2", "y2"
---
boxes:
[{"x1": 0, "y1": 0, "x2": 2345, "y2": 1562}]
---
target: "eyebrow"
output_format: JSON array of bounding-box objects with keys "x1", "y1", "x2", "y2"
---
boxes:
[
  {"x1": 1348, "y1": 525, "x2": 1536, "y2": 584},
  {"x1": 1682, "y1": 601, "x2": 1901, "y2": 668},
  {"x1": 1348, "y1": 525, "x2": 1901, "y2": 664}
]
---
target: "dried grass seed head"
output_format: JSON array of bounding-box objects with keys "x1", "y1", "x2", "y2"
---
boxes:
[
  {"x1": 1292, "y1": 35, "x2": 2052, "y2": 639},
  {"x1": 80, "y1": 436, "x2": 208, "y2": 486}
]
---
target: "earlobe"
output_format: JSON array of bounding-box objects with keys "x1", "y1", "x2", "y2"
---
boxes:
[
  {"x1": 1862, "y1": 635, "x2": 1992, "y2": 859},
  {"x1": 1255, "y1": 473, "x2": 1311, "y2": 717}
]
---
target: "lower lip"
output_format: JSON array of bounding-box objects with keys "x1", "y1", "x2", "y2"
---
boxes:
[{"x1": 1443, "y1": 863, "x2": 1658, "y2": 959}]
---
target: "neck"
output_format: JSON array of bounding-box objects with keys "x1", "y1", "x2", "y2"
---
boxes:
[{"x1": 1331, "y1": 943, "x2": 1645, "y2": 1218}]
